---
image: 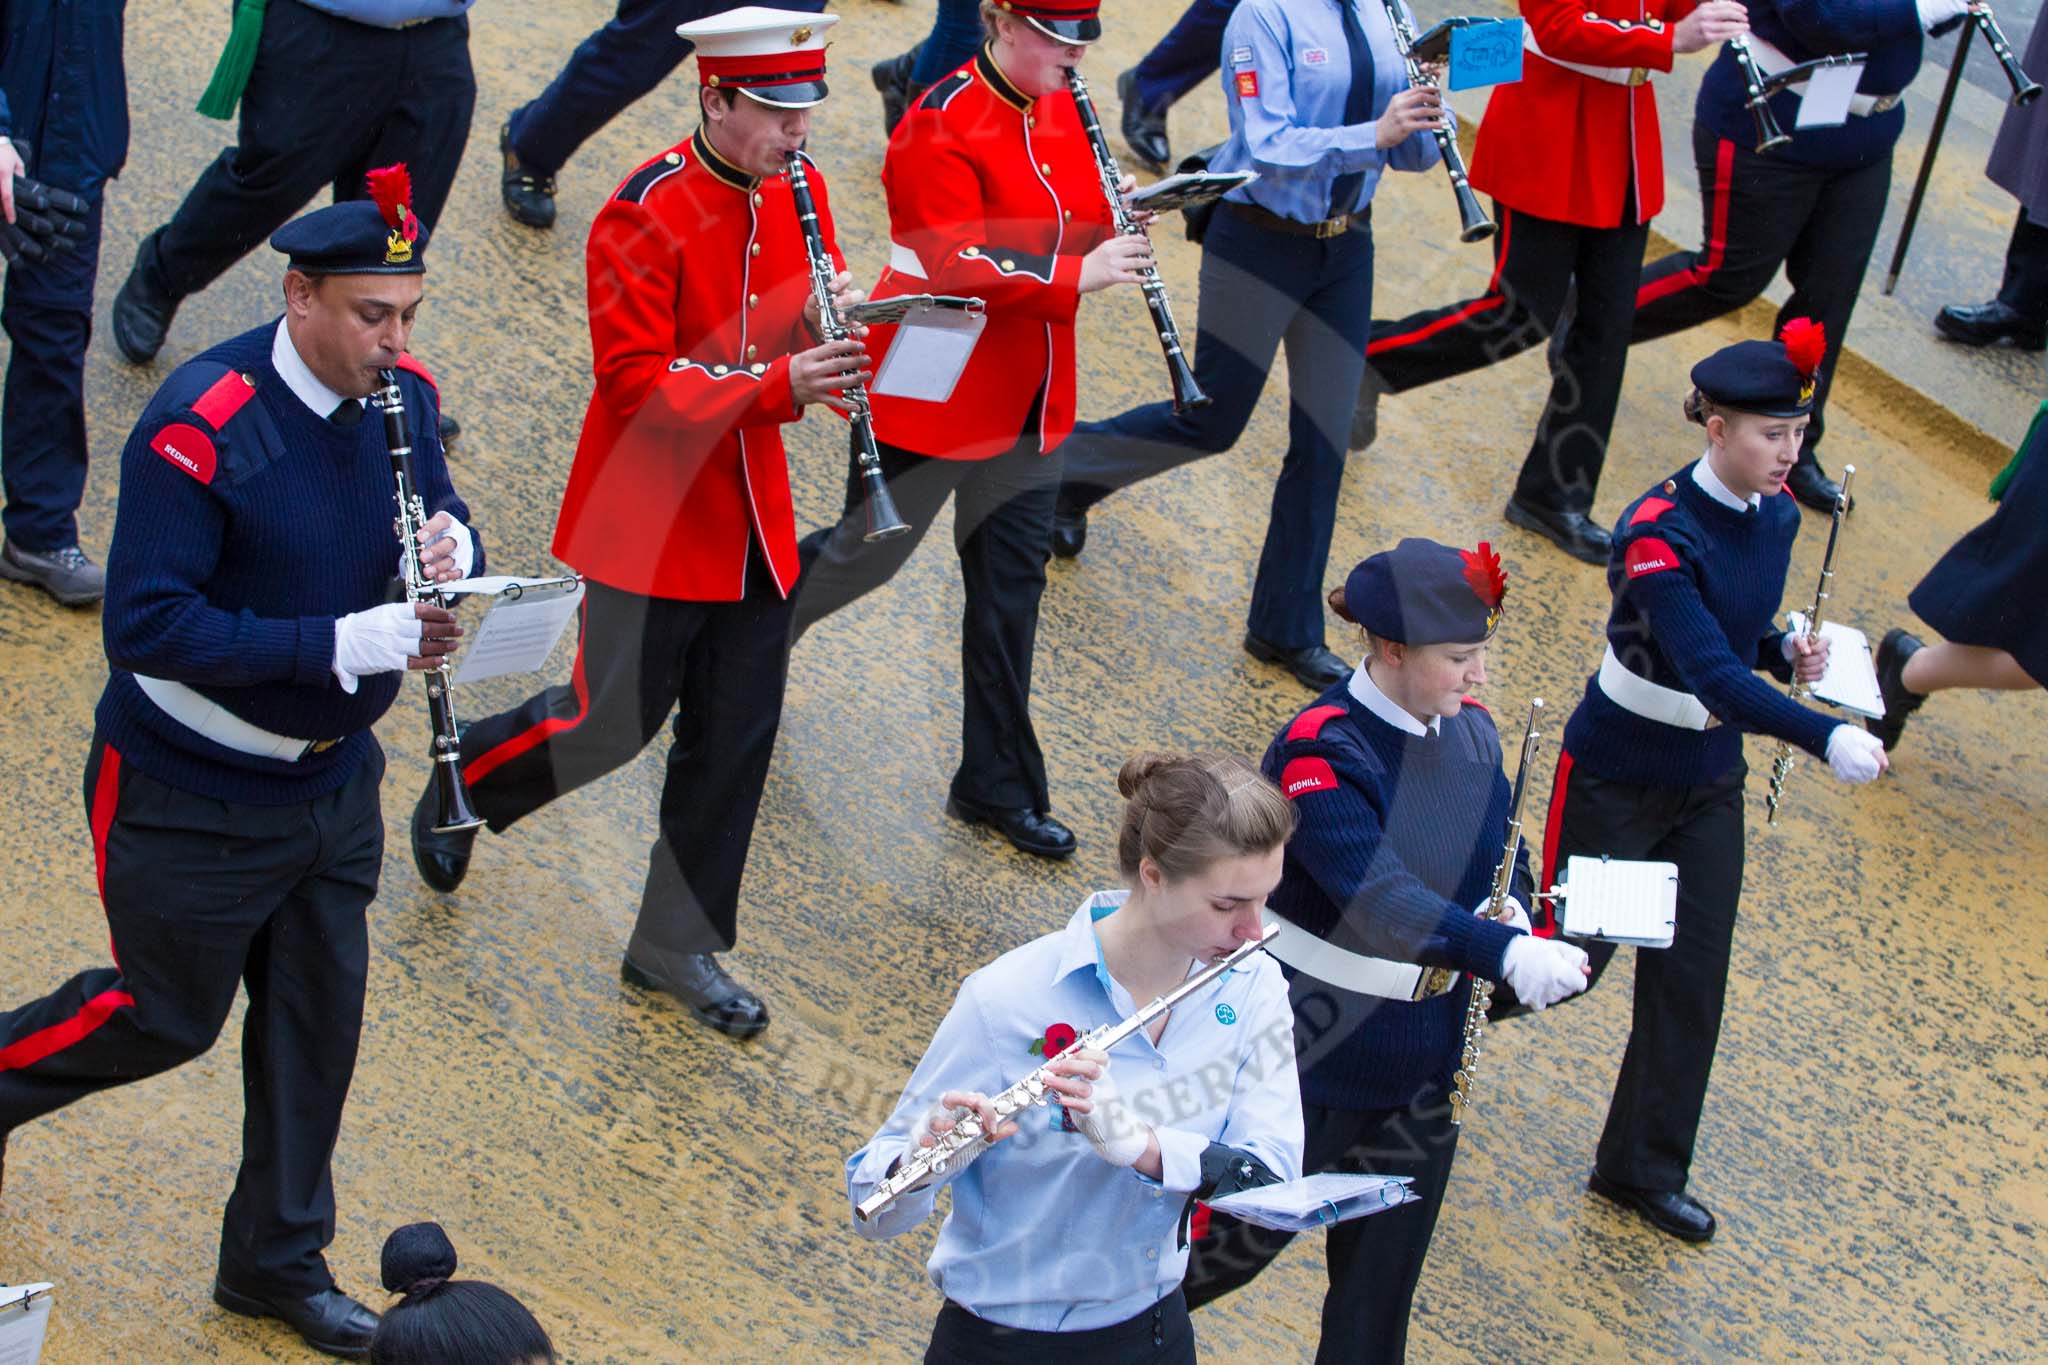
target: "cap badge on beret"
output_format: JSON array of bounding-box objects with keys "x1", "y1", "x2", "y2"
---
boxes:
[
  {"x1": 367, "y1": 165, "x2": 419, "y2": 268},
  {"x1": 1458, "y1": 541, "x2": 1508, "y2": 636},
  {"x1": 1781, "y1": 317, "x2": 1825, "y2": 406}
]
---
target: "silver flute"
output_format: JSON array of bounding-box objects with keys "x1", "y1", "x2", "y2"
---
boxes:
[
  {"x1": 855, "y1": 924, "x2": 1278, "y2": 1222},
  {"x1": 1766, "y1": 464, "x2": 1855, "y2": 826}
]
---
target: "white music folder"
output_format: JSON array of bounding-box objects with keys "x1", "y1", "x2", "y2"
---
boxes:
[
  {"x1": 1788, "y1": 614, "x2": 1885, "y2": 720},
  {"x1": 1206, "y1": 1173, "x2": 1417, "y2": 1232},
  {"x1": 0, "y1": 1283, "x2": 53, "y2": 1365},
  {"x1": 441, "y1": 575, "x2": 584, "y2": 686},
  {"x1": 1557, "y1": 855, "x2": 1678, "y2": 948}
]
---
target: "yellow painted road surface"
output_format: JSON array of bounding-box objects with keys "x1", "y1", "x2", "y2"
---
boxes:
[{"x1": 1, "y1": 2, "x2": 2044, "y2": 1360}]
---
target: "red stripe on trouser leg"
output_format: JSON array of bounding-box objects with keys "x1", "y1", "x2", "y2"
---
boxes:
[
  {"x1": 1536, "y1": 749, "x2": 1574, "y2": 939},
  {"x1": 1636, "y1": 138, "x2": 1736, "y2": 309},
  {"x1": 1367, "y1": 206, "x2": 1515, "y2": 357},
  {"x1": 0, "y1": 742, "x2": 137, "y2": 1070},
  {"x1": 461, "y1": 606, "x2": 593, "y2": 786}
]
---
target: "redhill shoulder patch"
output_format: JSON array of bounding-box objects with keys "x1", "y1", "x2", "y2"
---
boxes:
[
  {"x1": 1624, "y1": 536, "x2": 1681, "y2": 578},
  {"x1": 1279, "y1": 756, "x2": 1339, "y2": 799},
  {"x1": 150, "y1": 423, "x2": 217, "y2": 484}
]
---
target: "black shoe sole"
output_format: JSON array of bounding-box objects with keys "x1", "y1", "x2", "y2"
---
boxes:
[
  {"x1": 620, "y1": 958, "x2": 770, "y2": 1037},
  {"x1": 944, "y1": 797, "x2": 1077, "y2": 860},
  {"x1": 211, "y1": 1280, "x2": 373, "y2": 1359},
  {"x1": 1503, "y1": 499, "x2": 1608, "y2": 566},
  {"x1": 1586, "y1": 1170, "x2": 1715, "y2": 1243},
  {"x1": 1934, "y1": 315, "x2": 2047, "y2": 351}
]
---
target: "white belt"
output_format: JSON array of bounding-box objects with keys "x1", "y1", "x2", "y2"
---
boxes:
[
  {"x1": 1597, "y1": 645, "x2": 1718, "y2": 730},
  {"x1": 888, "y1": 242, "x2": 926, "y2": 279},
  {"x1": 134, "y1": 674, "x2": 339, "y2": 762},
  {"x1": 1743, "y1": 35, "x2": 1900, "y2": 117},
  {"x1": 1523, "y1": 27, "x2": 1652, "y2": 85},
  {"x1": 1260, "y1": 911, "x2": 1455, "y2": 1002}
]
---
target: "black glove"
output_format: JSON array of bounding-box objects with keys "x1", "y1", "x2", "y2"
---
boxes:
[{"x1": 0, "y1": 142, "x2": 90, "y2": 270}]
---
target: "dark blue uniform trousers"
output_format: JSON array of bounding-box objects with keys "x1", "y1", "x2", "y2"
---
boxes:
[
  {"x1": 1131, "y1": 0, "x2": 1242, "y2": 112},
  {"x1": 2, "y1": 192, "x2": 102, "y2": 551},
  {"x1": 507, "y1": 0, "x2": 823, "y2": 178},
  {"x1": 1059, "y1": 203, "x2": 1373, "y2": 651}
]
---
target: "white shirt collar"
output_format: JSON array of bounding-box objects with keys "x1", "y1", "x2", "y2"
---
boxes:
[
  {"x1": 1694, "y1": 451, "x2": 1761, "y2": 512},
  {"x1": 1347, "y1": 660, "x2": 1441, "y2": 737},
  {"x1": 272, "y1": 319, "x2": 352, "y2": 420}
]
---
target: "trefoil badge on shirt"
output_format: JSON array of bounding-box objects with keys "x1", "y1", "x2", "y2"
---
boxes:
[{"x1": 1215, "y1": 1003, "x2": 1237, "y2": 1025}]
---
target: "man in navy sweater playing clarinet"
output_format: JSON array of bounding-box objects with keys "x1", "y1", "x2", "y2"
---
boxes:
[{"x1": 0, "y1": 173, "x2": 476, "y2": 1359}]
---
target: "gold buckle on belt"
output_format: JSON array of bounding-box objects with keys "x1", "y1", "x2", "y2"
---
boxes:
[
  {"x1": 1869, "y1": 94, "x2": 1901, "y2": 113},
  {"x1": 1312, "y1": 215, "x2": 1350, "y2": 239},
  {"x1": 308, "y1": 738, "x2": 341, "y2": 754},
  {"x1": 1628, "y1": 66, "x2": 1649, "y2": 85}
]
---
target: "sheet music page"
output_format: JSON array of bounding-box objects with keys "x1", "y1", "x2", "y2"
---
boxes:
[
  {"x1": 1560, "y1": 856, "x2": 1679, "y2": 946},
  {"x1": 870, "y1": 306, "x2": 985, "y2": 402},
  {"x1": 452, "y1": 581, "x2": 585, "y2": 685},
  {"x1": 1796, "y1": 61, "x2": 1864, "y2": 128},
  {"x1": 0, "y1": 1285, "x2": 53, "y2": 1365},
  {"x1": 1207, "y1": 1173, "x2": 1416, "y2": 1230}
]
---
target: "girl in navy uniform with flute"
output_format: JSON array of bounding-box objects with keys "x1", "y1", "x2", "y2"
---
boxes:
[
  {"x1": 1184, "y1": 540, "x2": 1591, "y2": 1364},
  {"x1": 1540, "y1": 323, "x2": 1889, "y2": 1242}
]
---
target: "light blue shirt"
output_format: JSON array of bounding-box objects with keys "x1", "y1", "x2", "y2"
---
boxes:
[
  {"x1": 845, "y1": 892, "x2": 1304, "y2": 1333},
  {"x1": 1210, "y1": 0, "x2": 1447, "y2": 223},
  {"x1": 297, "y1": 0, "x2": 475, "y2": 28}
]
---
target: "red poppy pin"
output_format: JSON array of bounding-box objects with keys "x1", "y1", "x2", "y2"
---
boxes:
[{"x1": 1030, "y1": 1022, "x2": 1078, "y2": 1058}]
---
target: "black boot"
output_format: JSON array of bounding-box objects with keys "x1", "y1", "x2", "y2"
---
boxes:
[
  {"x1": 1503, "y1": 496, "x2": 1611, "y2": 565},
  {"x1": 1050, "y1": 491, "x2": 1088, "y2": 558},
  {"x1": 1784, "y1": 451, "x2": 1848, "y2": 513},
  {"x1": 1243, "y1": 633, "x2": 1349, "y2": 689},
  {"x1": 622, "y1": 948, "x2": 770, "y2": 1037},
  {"x1": 1349, "y1": 367, "x2": 1390, "y2": 453},
  {"x1": 872, "y1": 46, "x2": 921, "y2": 135},
  {"x1": 1118, "y1": 68, "x2": 1171, "y2": 173},
  {"x1": 213, "y1": 1278, "x2": 380, "y2": 1359},
  {"x1": 499, "y1": 120, "x2": 557, "y2": 229},
  {"x1": 1867, "y1": 627, "x2": 1927, "y2": 751},
  {"x1": 1934, "y1": 299, "x2": 2047, "y2": 351},
  {"x1": 111, "y1": 232, "x2": 180, "y2": 364}
]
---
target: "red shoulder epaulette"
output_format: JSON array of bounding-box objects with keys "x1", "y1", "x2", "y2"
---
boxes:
[
  {"x1": 1460, "y1": 696, "x2": 1490, "y2": 714},
  {"x1": 1285, "y1": 704, "x2": 1347, "y2": 743},
  {"x1": 1627, "y1": 496, "x2": 1676, "y2": 527},
  {"x1": 396, "y1": 352, "x2": 439, "y2": 396},
  {"x1": 190, "y1": 370, "x2": 257, "y2": 431}
]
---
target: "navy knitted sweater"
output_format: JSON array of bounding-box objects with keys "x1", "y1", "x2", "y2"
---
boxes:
[
  {"x1": 1561, "y1": 465, "x2": 1839, "y2": 788},
  {"x1": 1696, "y1": 0, "x2": 1934, "y2": 170},
  {"x1": 95, "y1": 322, "x2": 475, "y2": 805},
  {"x1": 1264, "y1": 686, "x2": 1530, "y2": 1111}
]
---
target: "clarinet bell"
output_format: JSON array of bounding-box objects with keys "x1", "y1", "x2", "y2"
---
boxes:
[
  {"x1": 1454, "y1": 182, "x2": 1496, "y2": 243},
  {"x1": 431, "y1": 753, "x2": 486, "y2": 834},
  {"x1": 1167, "y1": 349, "x2": 1211, "y2": 414},
  {"x1": 861, "y1": 465, "x2": 912, "y2": 542},
  {"x1": 1751, "y1": 101, "x2": 1791, "y2": 154}
]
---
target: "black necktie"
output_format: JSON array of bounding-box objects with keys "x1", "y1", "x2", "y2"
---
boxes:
[
  {"x1": 330, "y1": 398, "x2": 363, "y2": 427},
  {"x1": 1329, "y1": 0, "x2": 1376, "y2": 219}
]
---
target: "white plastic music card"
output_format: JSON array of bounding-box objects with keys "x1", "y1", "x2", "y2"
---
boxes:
[
  {"x1": 870, "y1": 303, "x2": 986, "y2": 403},
  {"x1": 1207, "y1": 1174, "x2": 1417, "y2": 1232},
  {"x1": 1789, "y1": 616, "x2": 1885, "y2": 719},
  {"x1": 451, "y1": 578, "x2": 585, "y2": 686},
  {"x1": 1795, "y1": 61, "x2": 1864, "y2": 128},
  {"x1": 1557, "y1": 855, "x2": 1679, "y2": 948},
  {"x1": 0, "y1": 1284, "x2": 53, "y2": 1365}
]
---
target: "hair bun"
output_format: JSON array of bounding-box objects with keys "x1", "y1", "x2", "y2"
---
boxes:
[
  {"x1": 1116, "y1": 751, "x2": 1181, "y2": 799},
  {"x1": 381, "y1": 1222, "x2": 459, "y2": 1294}
]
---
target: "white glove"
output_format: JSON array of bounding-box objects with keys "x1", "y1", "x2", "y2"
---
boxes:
[
  {"x1": 1476, "y1": 895, "x2": 1531, "y2": 933},
  {"x1": 1826, "y1": 724, "x2": 1887, "y2": 784},
  {"x1": 332, "y1": 601, "x2": 424, "y2": 694},
  {"x1": 1066, "y1": 1051, "x2": 1152, "y2": 1168},
  {"x1": 1916, "y1": 0, "x2": 1971, "y2": 31},
  {"x1": 1500, "y1": 935, "x2": 1590, "y2": 1011}
]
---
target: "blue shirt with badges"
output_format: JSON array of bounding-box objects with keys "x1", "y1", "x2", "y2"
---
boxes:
[
  {"x1": 295, "y1": 0, "x2": 475, "y2": 27},
  {"x1": 1209, "y1": 0, "x2": 1445, "y2": 223},
  {"x1": 846, "y1": 892, "x2": 1303, "y2": 1333}
]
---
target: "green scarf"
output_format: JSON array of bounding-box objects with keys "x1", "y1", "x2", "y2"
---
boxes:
[
  {"x1": 195, "y1": 0, "x2": 269, "y2": 121},
  {"x1": 1990, "y1": 398, "x2": 2047, "y2": 502}
]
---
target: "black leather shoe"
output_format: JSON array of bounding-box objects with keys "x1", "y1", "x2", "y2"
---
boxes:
[
  {"x1": 213, "y1": 1278, "x2": 379, "y2": 1358},
  {"x1": 1785, "y1": 454, "x2": 1849, "y2": 513},
  {"x1": 946, "y1": 795, "x2": 1077, "y2": 859},
  {"x1": 1349, "y1": 368, "x2": 1389, "y2": 453},
  {"x1": 872, "y1": 46, "x2": 920, "y2": 135},
  {"x1": 1934, "y1": 298, "x2": 2047, "y2": 351},
  {"x1": 1243, "y1": 633, "x2": 1349, "y2": 690},
  {"x1": 112, "y1": 237, "x2": 179, "y2": 364},
  {"x1": 499, "y1": 120, "x2": 557, "y2": 229},
  {"x1": 621, "y1": 950, "x2": 770, "y2": 1037},
  {"x1": 1504, "y1": 496, "x2": 1611, "y2": 566},
  {"x1": 1587, "y1": 1170, "x2": 1716, "y2": 1242},
  {"x1": 1118, "y1": 68, "x2": 1171, "y2": 174},
  {"x1": 1868, "y1": 626, "x2": 1927, "y2": 751},
  {"x1": 411, "y1": 775, "x2": 478, "y2": 893},
  {"x1": 0, "y1": 539, "x2": 104, "y2": 606},
  {"x1": 1050, "y1": 493, "x2": 1088, "y2": 558},
  {"x1": 438, "y1": 409, "x2": 461, "y2": 446}
]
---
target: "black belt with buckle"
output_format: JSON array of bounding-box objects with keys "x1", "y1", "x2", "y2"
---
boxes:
[{"x1": 1226, "y1": 200, "x2": 1368, "y2": 239}]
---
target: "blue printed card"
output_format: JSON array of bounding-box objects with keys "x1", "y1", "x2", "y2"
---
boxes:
[{"x1": 1449, "y1": 18, "x2": 1524, "y2": 91}]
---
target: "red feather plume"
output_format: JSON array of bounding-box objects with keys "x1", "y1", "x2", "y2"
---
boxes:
[
  {"x1": 1459, "y1": 541, "x2": 1507, "y2": 611},
  {"x1": 366, "y1": 164, "x2": 416, "y2": 239},
  {"x1": 1779, "y1": 317, "x2": 1826, "y2": 379}
]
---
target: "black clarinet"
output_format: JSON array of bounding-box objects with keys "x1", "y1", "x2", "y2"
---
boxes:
[
  {"x1": 1379, "y1": 0, "x2": 1496, "y2": 241},
  {"x1": 784, "y1": 152, "x2": 909, "y2": 542},
  {"x1": 1067, "y1": 67, "x2": 1209, "y2": 412},
  {"x1": 1729, "y1": 37, "x2": 1794, "y2": 152},
  {"x1": 374, "y1": 368, "x2": 483, "y2": 834},
  {"x1": 1972, "y1": 4, "x2": 2043, "y2": 104}
]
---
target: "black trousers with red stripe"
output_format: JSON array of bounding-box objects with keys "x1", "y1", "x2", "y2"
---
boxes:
[
  {"x1": 1540, "y1": 752, "x2": 1747, "y2": 1194},
  {"x1": 1362, "y1": 199, "x2": 1649, "y2": 518},
  {"x1": 1629, "y1": 119, "x2": 1891, "y2": 463},
  {"x1": 455, "y1": 557, "x2": 794, "y2": 957},
  {"x1": 0, "y1": 739, "x2": 384, "y2": 1295}
]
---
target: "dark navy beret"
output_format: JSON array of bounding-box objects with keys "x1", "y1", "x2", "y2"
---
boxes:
[
  {"x1": 1690, "y1": 319, "x2": 1825, "y2": 418},
  {"x1": 1340, "y1": 538, "x2": 1507, "y2": 646},
  {"x1": 271, "y1": 166, "x2": 427, "y2": 276}
]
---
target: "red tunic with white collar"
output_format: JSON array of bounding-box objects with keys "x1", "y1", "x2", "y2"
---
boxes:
[
  {"x1": 1466, "y1": 0, "x2": 1700, "y2": 228},
  {"x1": 864, "y1": 45, "x2": 1119, "y2": 461},
  {"x1": 552, "y1": 132, "x2": 843, "y2": 601}
]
